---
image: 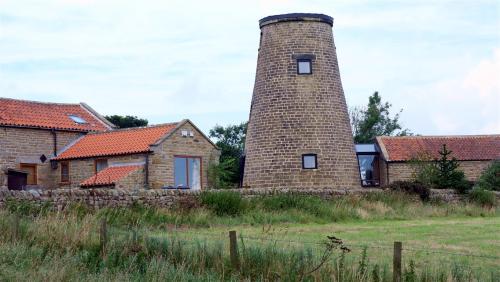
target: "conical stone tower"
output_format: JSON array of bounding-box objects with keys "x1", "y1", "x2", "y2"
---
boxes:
[{"x1": 243, "y1": 13, "x2": 360, "y2": 189}]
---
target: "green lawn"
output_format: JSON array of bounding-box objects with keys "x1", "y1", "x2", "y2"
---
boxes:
[{"x1": 155, "y1": 216, "x2": 500, "y2": 272}]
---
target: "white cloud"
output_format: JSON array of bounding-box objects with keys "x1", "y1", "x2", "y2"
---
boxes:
[{"x1": 0, "y1": 0, "x2": 499, "y2": 134}]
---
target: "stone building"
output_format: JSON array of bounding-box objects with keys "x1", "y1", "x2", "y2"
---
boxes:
[
  {"x1": 54, "y1": 120, "x2": 220, "y2": 190},
  {"x1": 243, "y1": 13, "x2": 360, "y2": 189},
  {"x1": 355, "y1": 135, "x2": 500, "y2": 187},
  {"x1": 1, "y1": 98, "x2": 219, "y2": 190},
  {"x1": 0, "y1": 98, "x2": 114, "y2": 189}
]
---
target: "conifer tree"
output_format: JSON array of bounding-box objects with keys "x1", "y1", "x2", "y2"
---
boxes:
[{"x1": 433, "y1": 144, "x2": 470, "y2": 192}]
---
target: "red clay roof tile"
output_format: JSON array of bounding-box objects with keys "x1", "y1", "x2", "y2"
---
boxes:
[
  {"x1": 377, "y1": 135, "x2": 500, "y2": 162},
  {"x1": 80, "y1": 165, "x2": 142, "y2": 187},
  {"x1": 0, "y1": 98, "x2": 112, "y2": 132},
  {"x1": 55, "y1": 123, "x2": 178, "y2": 160}
]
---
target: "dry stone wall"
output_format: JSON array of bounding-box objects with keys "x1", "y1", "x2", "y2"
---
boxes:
[{"x1": 1, "y1": 187, "x2": 488, "y2": 211}]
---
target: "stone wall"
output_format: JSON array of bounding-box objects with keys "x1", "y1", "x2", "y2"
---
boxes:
[
  {"x1": 383, "y1": 160, "x2": 493, "y2": 186},
  {"x1": 1, "y1": 187, "x2": 491, "y2": 211},
  {"x1": 0, "y1": 127, "x2": 83, "y2": 189}
]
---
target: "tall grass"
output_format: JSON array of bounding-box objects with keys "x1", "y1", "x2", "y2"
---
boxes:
[
  {"x1": 5, "y1": 191, "x2": 496, "y2": 229},
  {"x1": 0, "y1": 209, "x2": 498, "y2": 281}
]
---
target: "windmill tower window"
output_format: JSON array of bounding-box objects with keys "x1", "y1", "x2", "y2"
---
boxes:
[
  {"x1": 297, "y1": 59, "x2": 312, "y2": 74},
  {"x1": 302, "y1": 154, "x2": 317, "y2": 169}
]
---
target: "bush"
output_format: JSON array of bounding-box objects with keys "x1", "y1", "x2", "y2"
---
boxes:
[
  {"x1": 468, "y1": 188, "x2": 496, "y2": 207},
  {"x1": 387, "y1": 181, "x2": 430, "y2": 201},
  {"x1": 199, "y1": 191, "x2": 244, "y2": 216},
  {"x1": 476, "y1": 161, "x2": 500, "y2": 191},
  {"x1": 207, "y1": 159, "x2": 238, "y2": 189}
]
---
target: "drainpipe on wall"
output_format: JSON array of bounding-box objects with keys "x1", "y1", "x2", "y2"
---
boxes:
[
  {"x1": 386, "y1": 161, "x2": 390, "y2": 185},
  {"x1": 51, "y1": 129, "x2": 57, "y2": 156},
  {"x1": 145, "y1": 154, "x2": 150, "y2": 189}
]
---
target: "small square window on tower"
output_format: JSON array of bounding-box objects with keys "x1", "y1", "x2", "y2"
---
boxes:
[
  {"x1": 302, "y1": 154, "x2": 317, "y2": 169},
  {"x1": 297, "y1": 59, "x2": 312, "y2": 74}
]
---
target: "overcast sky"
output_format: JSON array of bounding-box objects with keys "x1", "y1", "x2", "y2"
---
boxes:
[{"x1": 1, "y1": 0, "x2": 499, "y2": 135}]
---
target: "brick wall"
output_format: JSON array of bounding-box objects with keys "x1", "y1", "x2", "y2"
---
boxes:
[
  {"x1": 148, "y1": 122, "x2": 220, "y2": 189},
  {"x1": 243, "y1": 15, "x2": 360, "y2": 189},
  {"x1": 0, "y1": 127, "x2": 83, "y2": 189}
]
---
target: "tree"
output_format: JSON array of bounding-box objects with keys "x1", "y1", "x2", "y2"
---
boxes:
[
  {"x1": 105, "y1": 115, "x2": 148, "y2": 129},
  {"x1": 432, "y1": 144, "x2": 471, "y2": 193},
  {"x1": 208, "y1": 122, "x2": 247, "y2": 187},
  {"x1": 350, "y1": 92, "x2": 412, "y2": 144}
]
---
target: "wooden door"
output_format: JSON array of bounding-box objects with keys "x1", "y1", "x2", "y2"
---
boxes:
[{"x1": 20, "y1": 164, "x2": 37, "y2": 185}]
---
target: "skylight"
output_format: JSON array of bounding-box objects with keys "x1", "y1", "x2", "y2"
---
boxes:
[{"x1": 69, "y1": 115, "x2": 87, "y2": 124}]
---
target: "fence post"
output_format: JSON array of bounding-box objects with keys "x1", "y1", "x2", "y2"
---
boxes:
[
  {"x1": 100, "y1": 218, "x2": 107, "y2": 254},
  {"x1": 393, "y1": 241, "x2": 402, "y2": 282},
  {"x1": 229, "y1": 230, "x2": 240, "y2": 271},
  {"x1": 12, "y1": 214, "x2": 20, "y2": 241}
]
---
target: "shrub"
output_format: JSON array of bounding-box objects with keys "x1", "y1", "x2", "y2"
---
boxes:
[
  {"x1": 468, "y1": 188, "x2": 496, "y2": 207},
  {"x1": 387, "y1": 181, "x2": 430, "y2": 201},
  {"x1": 476, "y1": 161, "x2": 500, "y2": 191},
  {"x1": 5, "y1": 198, "x2": 52, "y2": 217},
  {"x1": 199, "y1": 191, "x2": 244, "y2": 216}
]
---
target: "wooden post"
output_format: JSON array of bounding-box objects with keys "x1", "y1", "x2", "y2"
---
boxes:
[
  {"x1": 100, "y1": 218, "x2": 107, "y2": 254},
  {"x1": 12, "y1": 214, "x2": 20, "y2": 241},
  {"x1": 229, "y1": 230, "x2": 240, "y2": 270},
  {"x1": 393, "y1": 241, "x2": 402, "y2": 282}
]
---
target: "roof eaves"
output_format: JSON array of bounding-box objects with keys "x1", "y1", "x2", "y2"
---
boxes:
[{"x1": 55, "y1": 150, "x2": 151, "y2": 161}]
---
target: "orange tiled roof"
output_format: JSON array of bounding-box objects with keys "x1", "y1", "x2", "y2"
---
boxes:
[
  {"x1": 80, "y1": 165, "x2": 143, "y2": 187},
  {"x1": 0, "y1": 98, "x2": 113, "y2": 132},
  {"x1": 376, "y1": 135, "x2": 500, "y2": 162},
  {"x1": 55, "y1": 123, "x2": 178, "y2": 160}
]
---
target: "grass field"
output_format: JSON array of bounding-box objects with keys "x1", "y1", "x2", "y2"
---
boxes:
[
  {"x1": 159, "y1": 217, "x2": 500, "y2": 272},
  {"x1": 0, "y1": 192, "x2": 499, "y2": 281}
]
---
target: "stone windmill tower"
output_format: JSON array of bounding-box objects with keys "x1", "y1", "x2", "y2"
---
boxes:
[{"x1": 243, "y1": 13, "x2": 360, "y2": 189}]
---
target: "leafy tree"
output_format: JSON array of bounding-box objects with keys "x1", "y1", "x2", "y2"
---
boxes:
[
  {"x1": 105, "y1": 115, "x2": 148, "y2": 129},
  {"x1": 209, "y1": 122, "x2": 247, "y2": 187},
  {"x1": 476, "y1": 161, "x2": 500, "y2": 191},
  {"x1": 350, "y1": 92, "x2": 412, "y2": 143}
]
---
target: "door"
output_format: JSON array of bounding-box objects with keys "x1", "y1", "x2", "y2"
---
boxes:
[
  {"x1": 20, "y1": 164, "x2": 37, "y2": 185},
  {"x1": 7, "y1": 170, "x2": 27, "y2": 190}
]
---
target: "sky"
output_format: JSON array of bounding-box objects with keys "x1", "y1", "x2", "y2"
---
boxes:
[{"x1": 0, "y1": 0, "x2": 499, "y2": 135}]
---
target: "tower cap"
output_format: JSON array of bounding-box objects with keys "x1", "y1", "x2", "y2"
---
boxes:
[{"x1": 259, "y1": 13, "x2": 333, "y2": 28}]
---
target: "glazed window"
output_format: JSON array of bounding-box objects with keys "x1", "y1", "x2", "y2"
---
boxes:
[
  {"x1": 297, "y1": 59, "x2": 312, "y2": 74},
  {"x1": 69, "y1": 115, "x2": 87, "y2": 124},
  {"x1": 302, "y1": 154, "x2": 317, "y2": 169},
  {"x1": 60, "y1": 161, "x2": 70, "y2": 183},
  {"x1": 95, "y1": 159, "x2": 108, "y2": 173},
  {"x1": 174, "y1": 156, "x2": 201, "y2": 190}
]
